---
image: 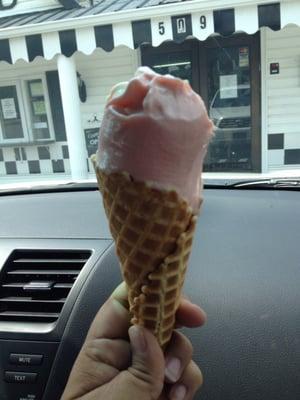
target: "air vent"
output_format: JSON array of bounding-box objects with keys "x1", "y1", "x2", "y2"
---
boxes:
[{"x1": 0, "y1": 250, "x2": 91, "y2": 323}]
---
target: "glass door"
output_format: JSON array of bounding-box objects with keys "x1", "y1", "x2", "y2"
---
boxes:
[
  {"x1": 142, "y1": 34, "x2": 260, "y2": 172},
  {"x1": 26, "y1": 79, "x2": 51, "y2": 141},
  {"x1": 202, "y1": 35, "x2": 261, "y2": 172},
  {"x1": 0, "y1": 84, "x2": 25, "y2": 141},
  {"x1": 141, "y1": 40, "x2": 199, "y2": 90},
  {"x1": 145, "y1": 51, "x2": 192, "y2": 82}
]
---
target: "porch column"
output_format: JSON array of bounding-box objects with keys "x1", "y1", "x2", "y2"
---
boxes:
[{"x1": 57, "y1": 54, "x2": 88, "y2": 180}]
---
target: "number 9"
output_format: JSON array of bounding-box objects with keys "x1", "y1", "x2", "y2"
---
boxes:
[{"x1": 200, "y1": 15, "x2": 207, "y2": 29}]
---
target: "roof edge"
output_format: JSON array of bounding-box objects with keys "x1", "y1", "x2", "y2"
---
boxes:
[
  {"x1": 57, "y1": 0, "x2": 81, "y2": 10},
  {"x1": 0, "y1": 0, "x2": 283, "y2": 39}
]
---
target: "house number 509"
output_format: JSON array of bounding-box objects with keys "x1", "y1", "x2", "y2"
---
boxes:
[{"x1": 158, "y1": 15, "x2": 207, "y2": 35}]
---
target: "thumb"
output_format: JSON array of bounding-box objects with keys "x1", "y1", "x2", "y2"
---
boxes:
[{"x1": 121, "y1": 325, "x2": 165, "y2": 400}]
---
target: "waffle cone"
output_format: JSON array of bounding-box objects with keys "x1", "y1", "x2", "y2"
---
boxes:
[{"x1": 92, "y1": 155, "x2": 200, "y2": 347}]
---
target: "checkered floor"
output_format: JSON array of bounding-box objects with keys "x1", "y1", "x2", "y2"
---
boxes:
[
  {"x1": 0, "y1": 142, "x2": 71, "y2": 176},
  {"x1": 1, "y1": 133, "x2": 299, "y2": 178},
  {"x1": 268, "y1": 133, "x2": 300, "y2": 168}
]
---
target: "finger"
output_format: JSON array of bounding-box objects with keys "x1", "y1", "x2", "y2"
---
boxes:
[
  {"x1": 77, "y1": 326, "x2": 166, "y2": 400},
  {"x1": 110, "y1": 281, "x2": 129, "y2": 309},
  {"x1": 87, "y1": 282, "x2": 130, "y2": 340},
  {"x1": 176, "y1": 298, "x2": 207, "y2": 328},
  {"x1": 164, "y1": 331, "x2": 193, "y2": 383},
  {"x1": 124, "y1": 325, "x2": 165, "y2": 399},
  {"x1": 61, "y1": 282, "x2": 132, "y2": 400},
  {"x1": 168, "y1": 361, "x2": 203, "y2": 400},
  {"x1": 83, "y1": 338, "x2": 131, "y2": 371},
  {"x1": 111, "y1": 284, "x2": 207, "y2": 329}
]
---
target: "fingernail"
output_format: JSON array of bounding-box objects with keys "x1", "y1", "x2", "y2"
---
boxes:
[
  {"x1": 165, "y1": 357, "x2": 181, "y2": 382},
  {"x1": 129, "y1": 325, "x2": 147, "y2": 353},
  {"x1": 172, "y1": 384, "x2": 187, "y2": 400}
]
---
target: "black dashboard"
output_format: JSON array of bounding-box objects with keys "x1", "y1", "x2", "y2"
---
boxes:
[{"x1": 0, "y1": 187, "x2": 299, "y2": 400}]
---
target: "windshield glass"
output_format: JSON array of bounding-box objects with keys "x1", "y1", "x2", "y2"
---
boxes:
[
  {"x1": 212, "y1": 87, "x2": 251, "y2": 108},
  {"x1": 0, "y1": 0, "x2": 299, "y2": 190}
]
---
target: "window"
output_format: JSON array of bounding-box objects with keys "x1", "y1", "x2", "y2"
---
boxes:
[
  {"x1": 211, "y1": 86, "x2": 251, "y2": 108},
  {"x1": 0, "y1": 76, "x2": 54, "y2": 145},
  {"x1": 26, "y1": 79, "x2": 51, "y2": 141},
  {"x1": 0, "y1": 83, "x2": 26, "y2": 142}
]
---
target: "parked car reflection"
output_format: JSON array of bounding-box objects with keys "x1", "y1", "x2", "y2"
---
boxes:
[{"x1": 206, "y1": 84, "x2": 251, "y2": 171}]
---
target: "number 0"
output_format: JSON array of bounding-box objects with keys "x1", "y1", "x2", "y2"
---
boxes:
[
  {"x1": 158, "y1": 22, "x2": 165, "y2": 35},
  {"x1": 200, "y1": 15, "x2": 207, "y2": 29}
]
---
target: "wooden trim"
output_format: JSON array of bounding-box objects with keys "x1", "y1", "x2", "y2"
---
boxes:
[
  {"x1": 260, "y1": 28, "x2": 268, "y2": 172},
  {"x1": 191, "y1": 40, "x2": 200, "y2": 94},
  {"x1": 198, "y1": 43, "x2": 208, "y2": 106},
  {"x1": 250, "y1": 33, "x2": 261, "y2": 172}
]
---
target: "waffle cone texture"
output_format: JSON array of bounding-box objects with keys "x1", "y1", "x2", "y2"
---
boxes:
[{"x1": 92, "y1": 155, "x2": 200, "y2": 347}]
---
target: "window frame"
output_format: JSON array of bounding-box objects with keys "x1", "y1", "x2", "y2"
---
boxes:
[{"x1": 0, "y1": 80, "x2": 28, "y2": 144}]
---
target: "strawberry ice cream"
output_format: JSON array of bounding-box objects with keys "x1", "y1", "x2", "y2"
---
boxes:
[{"x1": 95, "y1": 66, "x2": 213, "y2": 212}]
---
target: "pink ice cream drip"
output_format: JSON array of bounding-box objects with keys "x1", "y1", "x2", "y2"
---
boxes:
[{"x1": 97, "y1": 67, "x2": 214, "y2": 212}]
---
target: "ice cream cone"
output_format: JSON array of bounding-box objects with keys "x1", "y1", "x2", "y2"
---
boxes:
[{"x1": 92, "y1": 154, "x2": 200, "y2": 348}]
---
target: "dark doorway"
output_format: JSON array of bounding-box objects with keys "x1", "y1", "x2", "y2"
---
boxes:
[{"x1": 142, "y1": 33, "x2": 261, "y2": 172}]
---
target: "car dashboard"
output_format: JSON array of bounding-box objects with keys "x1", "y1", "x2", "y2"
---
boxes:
[{"x1": 0, "y1": 186, "x2": 299, "y2": 400}]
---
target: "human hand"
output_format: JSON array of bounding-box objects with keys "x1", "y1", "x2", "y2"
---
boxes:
[{"x1": 61, "y1": 282, "x2": 206, "y2": 400}]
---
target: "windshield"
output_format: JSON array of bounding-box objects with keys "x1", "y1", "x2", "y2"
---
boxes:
[
  {"x1": 0, "y1": 0, "x2": 299, "y2": 190},
  {"x1": 211, "y1": 87, "x2": 251, "y2": 108}
]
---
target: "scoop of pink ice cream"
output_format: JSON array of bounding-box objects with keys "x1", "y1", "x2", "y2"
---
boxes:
[{"x1": 96, "y1": 67, "x2": 213, "y2": 212}]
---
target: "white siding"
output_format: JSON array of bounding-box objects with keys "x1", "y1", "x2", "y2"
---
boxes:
[
  {"x1": 0, "y1": 0, "x2": 60, "y2": 17},
  {"x1": 74, "y1": 46, "x2": 139, "y2": 131},
  {"x1": 265, "y1": 26, "x2": 300, "y2": 170},
  {"x1": 0, "y1": 46, "x2": 139, "y2": 179},
  {"x1": 75, "y1": 46, "x2": 139, "y2": 173}
]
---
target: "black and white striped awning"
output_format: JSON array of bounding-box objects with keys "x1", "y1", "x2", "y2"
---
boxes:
[{"x1": 0, "y1": 0, "x2": 299, "y2": 64}]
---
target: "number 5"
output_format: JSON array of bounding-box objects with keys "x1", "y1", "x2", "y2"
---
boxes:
[
  {"x1": 158, "y1": 21, "x2": 165, "y2": 35},
  {"x1": 200, "y1": 15, "x2": 207, "y2": 29}
]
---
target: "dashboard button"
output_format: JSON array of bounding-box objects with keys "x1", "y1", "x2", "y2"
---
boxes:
[
  {"x1": 4, "y1": 371, "x2": 37, "y2": 384},
  {"x1": 10, "y1": 354, "x2": 43, "y2": 366}
]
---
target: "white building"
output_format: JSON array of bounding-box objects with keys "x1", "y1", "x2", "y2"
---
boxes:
[{"x1": 0, "y1": 0, "x2": 299, "y2": 183}]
